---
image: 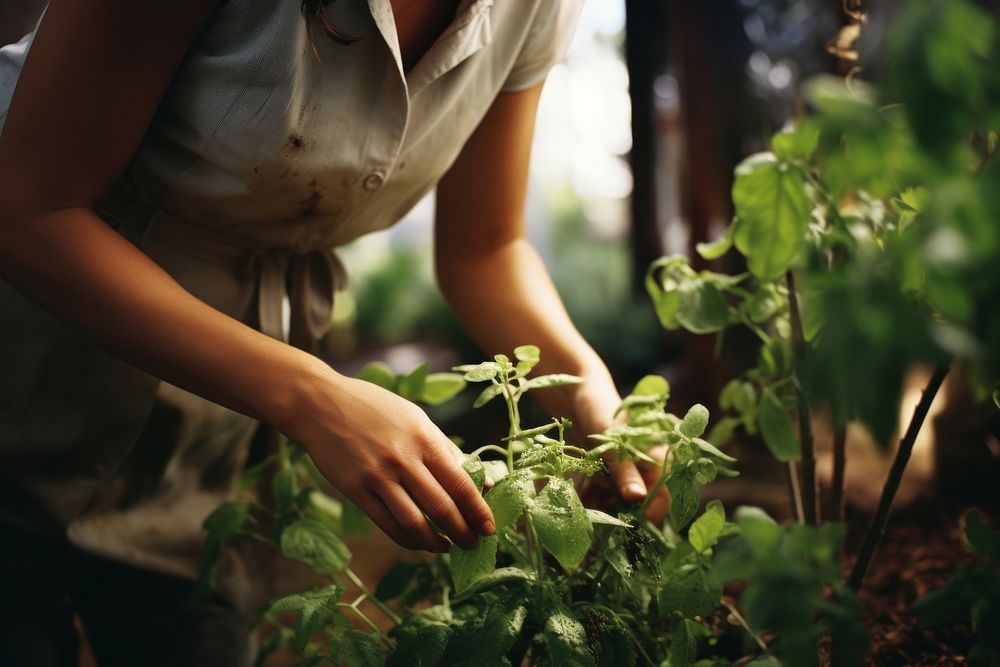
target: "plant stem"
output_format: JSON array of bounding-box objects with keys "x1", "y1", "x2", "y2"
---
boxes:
[
  {"x1": 787, "y1": 462, "x2": 806, "y2": 524},
  {"x1": 831, "y1": 421, "x2": 847, "y2": 524},
  {"x1": 637, "y1": 453, "x2": 671, "y2": 517},
  {"x1": 847, "y1": 362, "x2": 950, "y2": 591},
  {"x1": 343, "y1": 567, "x2": 402, "y2": 625},
  {"x1": 722, "y1": 597, "x2": 768, "y2": 652},
  {"x1": 785, "y1": 271, "x2": 819, "y2": 524}
]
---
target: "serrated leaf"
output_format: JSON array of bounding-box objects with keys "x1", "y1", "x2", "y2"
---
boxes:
[
  {"x1": 759, "y1": 388, "x2": 801, "y2": 462},
  {"x1": 667, "y1": 617, "x2": 700, "y2": 667},
  {"x1": 450, "y1": 534, "x2": 498, "y2": 593},
  {"x1": 421, "y1": 373, "x2": 466, "y2": 405},
  {"x1": 688, "y1": 500, "x2": 726, "y2": 553},
  {"x1": 530, "y1": 477, "x2": 593, "y2": 571},
  {"x1": 544, "y1": 608, "x2": 594, "y2": 666},
  {"x1": 586, "y1": 509, "x2": 632, "y2": 528},
  {"x1": 387, "y1": 620, "x2": 452, "y2": 667},
  {"x1": 280, "y1": 518, "x2": 351, "y2": 573},
  {"x1": 667, "y1": 475, "x2": 700, "y2": 531},
  {"x1": 679, "y1": 404, "x2": 710, "y2": 438},
  {"x1": 732, "y1": 153, "x2": 811, "y2": 281},
  {"x1": 659, "y1": 560, "x2": 722, "y2": 618},
  {"x1": 329, "y1": 626, "x2": 382, "y2": 667},
  {"x1": 356, "y1": 361, "x2": 396, "y2": 390},
  {"x1": 268, "y1": 584, "x2": 342, "y2": 650}
]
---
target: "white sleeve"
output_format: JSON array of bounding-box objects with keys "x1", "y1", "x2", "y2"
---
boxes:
[{"x1": 501, "y1": 0, "x2": 584, "y2": 92}]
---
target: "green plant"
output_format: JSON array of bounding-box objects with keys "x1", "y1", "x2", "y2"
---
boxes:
[{"x1": 915, "y1": 511, "x2": 1000, "y2": 666}]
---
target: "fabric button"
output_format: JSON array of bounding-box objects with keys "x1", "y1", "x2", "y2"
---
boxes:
[{"x1": 363, "y1": 170, "x2": 386, "y2": 191}]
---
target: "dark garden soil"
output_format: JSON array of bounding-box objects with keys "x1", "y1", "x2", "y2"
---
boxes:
[{"x1": 843, "y1": 504, "x2": 983, "y2": 666}]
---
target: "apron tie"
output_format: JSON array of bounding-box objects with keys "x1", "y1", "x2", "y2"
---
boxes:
[{"x1": 254, "y1": 247, "x2": 347, "y2": 348}]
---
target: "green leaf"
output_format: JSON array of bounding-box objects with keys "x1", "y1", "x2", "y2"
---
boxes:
[
  {"x1": 732, "y1": 153, "x2": 811, "y2": 281},
  {"x1": 771, "y1": 122, "x2": 820, "y2": 161},
  {"x1": 452, "y1": 566, "x2": 533, "y2": 599},
  {"x1": 376, "y1": 562, "x2": 420, "y2": 601},
  {"x1": 705, "y1": 416, "x2": 740, "y2": 446},
  {"x1": 421, "y1": 372, "x2": 466, "y2": 405},
  {"x1": 341, "y1": 499, "x2": 371, "y2": 536},
  {"x1": 759, "y1": 388, "x2": 801, "y2": 462},
  {"x1": 486, "y1": 470, "x2": 535, "y2": 530},
  {"x1": 473, "y1": 383, "x2": 505, "y2": 408},
  {"x1": 523, "y1": 374, "x2": 584, "y2": 391},
  {"x1": 280, "y1": 518, "x2": 352, "y2": 573},
  {"x1": 544, "y1": 608, "x2": 594, "y2": 667},
  {"x1": 667, "y1": 617, "x2": 700, "y2": 667},
  {"x1": 586, "y1": 509, "x2": 632, "y2": 528},
  {"x1": 306, "y1": 489, "x2": 343, "y2": 523},
  {"x1": 269, "y1": 585, "x2": 343, "y2": 650},
  {"x1": 695, "y1": 233, "x2": 734, "y2": 260},
  {"x1": 897, "y1": 186, "x2": 931, "y2": 213},
  {"x1": 356, "y1": 361, "x2": 396, "y2": 390},
  {"x1": 679, "y1": 404, "x2": 710, "y2": 438},
  {"x1": 632, "y1": 374, "x2": 670, "y2": 398},
  {"x1": 667, "y1": 476, "x2": 700, "y2": 531},
  {"x1": 387, "y1": 619, "x2": 452, "y2": 667},
  {"x1": 514, "y1": 344, "x2": 540, "y2": 364},
  {"x1": 272, "y1": 467, "x2": 297, "y2": 516},
  {"x1": 397, "y1": 363, "x2": 428, "y2": 401},
  {"x1": 455, "y1": 362, "x2": 500, "y2": 382},
  {"x1": 450, "y1": 534, "x2": 498, "y2": 593},
  {"x1": 659, "y1": 559, "x2": 722, "y2": 618},
  {"x1": 203, "y1": 501, "x2": 250, "y2": 545},
  {"x1": 691, "y1": 437, "x2": 736, "y2": 463},
  {"x1": 677, "y1": 280, "x2": 730, "y2": 334},
  {"x1": 576, "y1": 605, "x2": 637, "y2": 667},
  {"x1": 329, "y1": 626, "x2": 382, "y2": 667},
  {"x1": 440, "y1": 597, "x2": 528, "y2": 666},
  {"x1": 530, "y1": 477, "x2": 593, "y2": 571},
  {"x1": 462, "y1": 455, "x2": 487, "y2": 493},
  {"x1": 735, "y1": 506, "x2": 783, "y2": 558},
  {"x1": 688, "y1": 500, "x2": 726, "y2": 553},
  {"x1": 965, "y1": 510, "x2": 1000, "y2": 560}
]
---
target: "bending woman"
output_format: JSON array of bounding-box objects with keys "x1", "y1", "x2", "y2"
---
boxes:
[{"x1": 0, "y1": 0, "x2": 667, "y2": 664}]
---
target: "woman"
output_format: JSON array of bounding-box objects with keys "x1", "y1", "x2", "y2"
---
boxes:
[{"x1": 0, "y1": 0, "x2": 668, "y2": 664}]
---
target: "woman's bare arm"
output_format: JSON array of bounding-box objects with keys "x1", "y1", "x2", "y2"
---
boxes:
[
  {"x1": 436, "y1": 83, "x2": 669, "y2": 518},
  {"x1": 0, "y1": 0, "x2": 493, "y2": 551}
]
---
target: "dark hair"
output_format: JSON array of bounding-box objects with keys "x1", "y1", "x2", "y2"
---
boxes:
[{"x1": 300, "y1": 0, "x2": 361, "y2": 46}]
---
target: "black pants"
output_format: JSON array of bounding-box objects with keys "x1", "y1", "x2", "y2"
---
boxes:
[{"x1": 0, "y1": 525, "x2": 252, "y2": 667}]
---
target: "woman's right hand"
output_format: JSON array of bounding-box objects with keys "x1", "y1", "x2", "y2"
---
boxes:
[{"x1": 279, "y1": 361, "x2": 495, "y2": 553}]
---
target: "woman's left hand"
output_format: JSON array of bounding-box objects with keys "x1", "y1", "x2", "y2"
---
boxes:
[{"x1": 571, "y1": 382, "x2": 671, "y2": 525}]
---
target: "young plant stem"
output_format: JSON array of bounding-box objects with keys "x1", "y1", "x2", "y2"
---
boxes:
[
  {"x1": 847, "y1": 362, "x2": 950, "y2": 591},
  {"x1": 637, "y1": 452, "x2": 671, "y2": 517},
  {"x1": 721, "y1": 597, "x2": 768, "y2": 652},
  {"x1": 787, "y1": 462, "x2": 806, "y2": 524},
  {"x1": 343, "y1": 567, "x2": 402, "y2": 625},
  {"x1": 831, "y1": 421, "x2": 847, "y2": 524},
  {"x1": 785, "y1": 271, "x2": 819, "y2": 524}
]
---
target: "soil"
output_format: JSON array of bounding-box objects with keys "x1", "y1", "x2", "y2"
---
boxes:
[{"x1": 842, "y1": 503, "x2": 984, "y2": 666}]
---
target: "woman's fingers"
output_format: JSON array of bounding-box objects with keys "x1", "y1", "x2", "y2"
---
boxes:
[
  {"x1": 606, "y1": 455, "x2": 648, "y2": 502},
  {"x1": 351, "y1": 492, "x2": 422, "y2": 551},
  {"x1": 377, "y1": 484, "x2": 452, "y2": 553},
  {"x1": 402, "y1": 465, "x2": 479, "y2": 550},
  {"x1": 423, "y1": 443, "x2": 495, "y2": 537}
]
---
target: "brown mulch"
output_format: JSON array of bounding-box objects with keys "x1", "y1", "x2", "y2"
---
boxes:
[{"x1": 843, "y1": 504, "x2": 984, "y2": 666}]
